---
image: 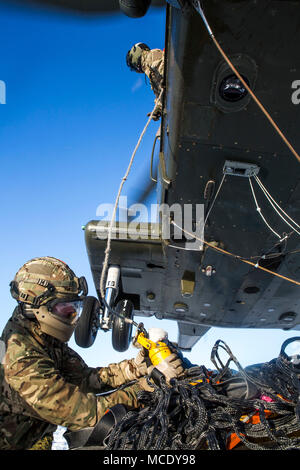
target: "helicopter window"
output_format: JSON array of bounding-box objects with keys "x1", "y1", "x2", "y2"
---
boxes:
[{"x1": 219, "y1": 74, "x2": 250, "y2": 102}]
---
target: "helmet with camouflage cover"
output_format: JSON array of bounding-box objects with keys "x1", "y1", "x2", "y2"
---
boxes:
[
  {"x1": 10, "y1": 256, "x2": 88, "y2": 342},
  {"x1": 126, "y1": 42, "x2": 150, "y2": 73}
]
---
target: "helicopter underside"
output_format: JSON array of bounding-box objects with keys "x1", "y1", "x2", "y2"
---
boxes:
[{"x1": 85, "y1": 0, "x2": 300, "y2": 350}]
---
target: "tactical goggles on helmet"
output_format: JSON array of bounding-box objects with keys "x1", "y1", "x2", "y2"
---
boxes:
[
  {"x1": 31, "y1": 299, "x2": 84, "y2": 342},
  {"x1": 47, "y1": 299, "x2": 83, "y2": 323}
]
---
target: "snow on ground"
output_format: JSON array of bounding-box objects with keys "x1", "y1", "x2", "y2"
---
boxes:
[{"x1": 51, "y1": 426, "x2": 69, "y2": 450}]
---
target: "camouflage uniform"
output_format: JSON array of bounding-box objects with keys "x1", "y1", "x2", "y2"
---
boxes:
[
  {"x1": 141, "y1": 49, "x2": 165, "y2": 120},
  {"x1": 0, "y1": 307, "x2": 142, "y2": 450}
]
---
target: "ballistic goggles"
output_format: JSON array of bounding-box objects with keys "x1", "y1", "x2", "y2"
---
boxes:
[{"x1": 47, "y1": 299, "x2": 83, "y2": 324}]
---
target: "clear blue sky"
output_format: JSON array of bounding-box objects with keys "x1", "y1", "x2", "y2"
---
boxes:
[{"x1": 0, "y1": 2, "x2": 298, "y2": 370}]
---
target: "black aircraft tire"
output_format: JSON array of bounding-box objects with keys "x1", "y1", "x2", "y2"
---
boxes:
[
  {"x1": 112, "y1": 299, "x2": 134, "y2": 352},
  {"x1": 74, "y1": 296, "x2": 99, "y2": 348},
  {"x1": 119, "y1": 0, "x2": 151, "y2": 18}
]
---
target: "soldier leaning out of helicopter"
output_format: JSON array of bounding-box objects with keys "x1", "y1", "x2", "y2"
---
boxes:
[
  {"x1": 0, "y1": 256, "x2": 184, "y2": 450},
  {"x1": 126, "y1": 42, "x2": 164, "y2": 121}
]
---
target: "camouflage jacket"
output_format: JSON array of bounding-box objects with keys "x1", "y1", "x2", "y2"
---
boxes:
[
  {"x1": 141, "y1": 49, "x2": 164, "y2": 100},
  {"x1": 0, "y1": 308, "x2": 142, "y2": 450}
]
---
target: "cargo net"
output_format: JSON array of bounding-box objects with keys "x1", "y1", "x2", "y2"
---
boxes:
[{"x1": 105, "y1": 338, "x2": 300, "y2": 450}]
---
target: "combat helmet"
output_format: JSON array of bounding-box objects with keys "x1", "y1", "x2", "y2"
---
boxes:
[
  {"x1": 10, "y1": 256, "x2": 88, "y2": 342},
  {"x1": 126, "y1": 42, "x2": 150, "y2": 73}
]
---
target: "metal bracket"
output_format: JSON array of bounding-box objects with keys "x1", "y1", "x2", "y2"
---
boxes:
[
  {"x1": 159, "y1": 151, "x2": 171, "y2": 186},
  {"x1": 223, "y1": 160, "x2": 260, "y2": 178},
  {"x1": 191, "y1": 0, "x2": 213, "y2": 36},
  {"x1": 150, "y1": 127, "x2": 161, "y2": 183}
]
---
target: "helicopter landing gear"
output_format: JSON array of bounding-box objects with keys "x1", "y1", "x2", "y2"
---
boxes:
[
  {"x1": 75, "y1": 265, "x2": 135, "y2": 352},
  {"x1": 100, "y1": 265, "x2": 135, "y2": 352},
  {"x1": 74, "y1": 296, "x2": 100, "y2": 348},
  {"x1": 112, "y1": 299, "x2": 134, "y2": 352}
]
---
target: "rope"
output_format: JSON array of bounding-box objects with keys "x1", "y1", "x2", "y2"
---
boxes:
[
  {"x1": 99, "y1": 91, "x2": 163, "y2": 299},
  {"x1": 248, "y1": 177, "x2": 283, "y2": 240},
  {"x1": 254, "y1": 175, "x2": 300, "y2": 236},
  {"x1": 192, "y1": 0, "x2": 300, "y2": 165},
  {"x1": 171, "y1": 220, "x2": 300, "y2": 287}
]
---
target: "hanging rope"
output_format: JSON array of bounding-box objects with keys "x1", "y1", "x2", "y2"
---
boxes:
[
  {"x1": 192, "y1": 0, "x2": 300, "y2": 165},
  {"x1": 99, "y1": 91, "x2": 163, "y2": 299},
  {"x1": 254, "y1": 176, "x2": 300, "y2": 236},
  {"x1": 248, "y1": 177, "x2": 283, "y2": 240}
]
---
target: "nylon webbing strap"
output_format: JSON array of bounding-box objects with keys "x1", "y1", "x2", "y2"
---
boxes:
[
  {"x1": 86, "y1": 404, "x2": 128, "y2": 447},
  {"x1": 64, "y1": 404, "x2": 128, "y2": 449},
  {"x1": 64, "y1": 427, "x2": 93, "y2": 450}
]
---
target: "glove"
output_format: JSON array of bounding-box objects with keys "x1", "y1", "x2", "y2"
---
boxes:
[
  {"x1": 134, "y1": 349, "x2": 154, "y2": 376},
  {"x1": 136, "y1": 376, "x2": 155, "y2": 393},
  {"x1": 154, "y1": 353, "x2": 184, "y2": 384},
  {"x1": 123, "y1": 350, "x2": 153, "y2": 381}
]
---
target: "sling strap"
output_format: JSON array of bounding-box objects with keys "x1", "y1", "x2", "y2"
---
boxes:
[{"x1": 64, "y1": 404, "x2": 127, "y2": 449}]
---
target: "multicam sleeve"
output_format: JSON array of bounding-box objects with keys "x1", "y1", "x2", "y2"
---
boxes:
[
  {"x1": 4, "y1": 333, "x2": 100, "y2": 431},
  {"x1": 95, "y1": 382, "x2": 141, "y2": 419},
  {"x1": 61, "y1": 346, "x2": 140, "y2": 393},
  {"x1": 60, "y1": 349, "x2": 144, "y2": 419},
  {"x1": 141, "y1": 49, "x2": 164, "y2": 99},
  {"x1": 97, "y1": 358, "x2": 142, "y2": 389},
  {"x1": 4, "y1": 335, "x2": 143, "y2": 431}
]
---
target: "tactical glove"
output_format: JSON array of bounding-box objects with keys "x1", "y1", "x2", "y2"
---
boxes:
[
  {"x1": 123, "y1": 350, "x2": 153, "y2": 381},
  {"x1": 136, "y1": 376, "x2": 155, "y2": 393},
  {"x1": 134, "y1": 349, "x2": 153, "y2": 376},
  {"x1": 154, "y1": 353, "x2": 184, "y2": 384}
]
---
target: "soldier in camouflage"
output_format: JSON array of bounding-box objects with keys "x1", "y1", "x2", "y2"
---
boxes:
[
  {"x1": 0, "y1": 257, "x2": 157, "y2": 450},
  {"x1": 126, "y1": 43, "x2": 164, "y2": 121}
]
